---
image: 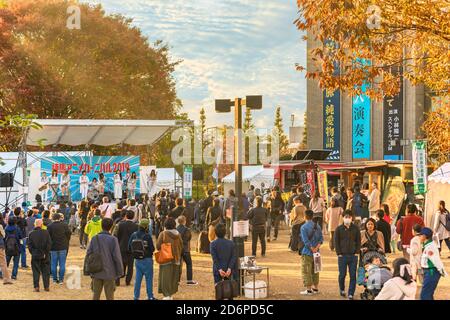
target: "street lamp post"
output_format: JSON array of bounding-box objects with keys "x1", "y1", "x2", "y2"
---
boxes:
[{"x1": 215, "y1": 95, "x2": 262, "y2": 286}]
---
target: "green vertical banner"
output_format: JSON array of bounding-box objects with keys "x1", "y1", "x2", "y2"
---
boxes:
[
  {"x1": 183, "y1": 165, "x2": 193, "y2": 199},
  {"x1": 412, "y1": 140, "x2": 427, "y2": 195}
]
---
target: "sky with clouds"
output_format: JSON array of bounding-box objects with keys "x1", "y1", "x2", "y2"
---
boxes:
[{"x1": 88, "y1": 0, "x2": 307, "y2": 131}]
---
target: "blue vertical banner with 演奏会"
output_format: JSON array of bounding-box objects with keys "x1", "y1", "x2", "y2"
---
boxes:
[
  {"x1": 323, "y1": 40, "x2": 341, "y2": 161},
  {"x1": 352, "y1": 58, "x2": 371, "y2": 160}
]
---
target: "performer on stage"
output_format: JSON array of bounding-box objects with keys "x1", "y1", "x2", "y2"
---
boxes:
[
  {"x1": 147, "y1": 169, "x2": 157, "y2": 196},
  {"x1": 98, "y1": 173, "x2": 105, "y2": 195},
  {"x1": 128, "y1": 171, "x2": 137, "y2": 200},
  {"x1": 39, "y1": 172, "x2": 50, "y2": 203},
  {"x1": 50, "y1": 169, "x2": 59, "y2": 201},
  {"x1": 60, "y1": 170, "x2": 70, "y2": 198},
  {"x1": 114, "y1": 170, "x2": 122, "y2": 200},
  {"x1": 79, "y1": 170, "x2": 89, "y2": 200},
  {"x1": 91, "y1": 177, "x2": 99, "y2": 191}
]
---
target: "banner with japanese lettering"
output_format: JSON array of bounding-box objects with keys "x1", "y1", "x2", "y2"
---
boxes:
[
  {"x1": 323, "y1": 40, "x2": 341, "y2": 161},
  {"x1": 412, "y1": 141, "x2": 427, "y2": 195},
  {"x1": 317, "y1": 171, "x2": 329, "y2": 204},
  {"x1": 41, "y1": 156, "x2": 140, "y2": 201},
  {"x1": 383, "y1": 68, "x2": 404, "y2": 160},
  {"x1": 352, "y1": 59, "x2": 371, "y2": 160}
]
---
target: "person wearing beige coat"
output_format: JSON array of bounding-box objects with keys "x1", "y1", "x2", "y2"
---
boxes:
[{"x1": 361, "y1": 218, "x2": 385, "y2": 253}]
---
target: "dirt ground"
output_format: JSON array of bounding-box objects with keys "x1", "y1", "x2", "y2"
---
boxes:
[{"x1": 1, "y1": 225, "x2": 449, "y2": 300}]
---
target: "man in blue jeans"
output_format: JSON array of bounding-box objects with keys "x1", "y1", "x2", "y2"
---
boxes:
[
  {"x1": 47, "y1": 213, "x2": 71, "y2": 284},
  {"x1": 334, "y1": 210, "x2": 361, "y2": 300},
  {"x1": 128, "y1": 219, "x2": 156, "y2": 300}
]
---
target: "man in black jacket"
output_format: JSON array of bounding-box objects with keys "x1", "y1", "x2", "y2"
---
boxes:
[
  {"x1": 375, "y1": 209, "x2": 391, "y2": 254},
  {"x1": 177, "y1": 215, "x2": 197, "y2": 285},
  {"x1": 169, "y1": 198, "x2": 185, "y2": 221},
  {"x1": 297, "y1": 186, "x2": 311, "y2": 210},
  {"x1": 27, "y1": 219, "x2": 52, "y2": 292},
  {"x1": 247, "y1": 196, "x2": 269, "y2": 257},
  {"x1": 334, "y1": 210, "x2": 361, "y2": 300},
  {"x1": 114, "y1": 210, "x2": 138, "y2": 286},
  {"x1": 285, "y1": 187, "x2": 298, "y2": 218},
  {"x1": 47, "y1": 213, "x2": 71, "y2": 284}
]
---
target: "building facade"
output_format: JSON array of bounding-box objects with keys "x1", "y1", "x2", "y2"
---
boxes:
[{"x1": 306, "y1": 32, "x2": 436, "y2": 162}]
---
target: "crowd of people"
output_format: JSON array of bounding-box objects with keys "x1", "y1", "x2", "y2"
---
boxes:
[{"x1": 0, "y1": 181, "x2": 448, "y2": 300}]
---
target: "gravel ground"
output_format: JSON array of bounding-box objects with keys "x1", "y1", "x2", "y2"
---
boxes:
[{"x1": 1, "y1": 225, "x2": 449, "y2": 300}]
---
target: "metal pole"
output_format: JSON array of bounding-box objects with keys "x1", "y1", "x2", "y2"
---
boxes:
[{"x1": 233, "y1": 98, "x2": 244, "y2": 285}]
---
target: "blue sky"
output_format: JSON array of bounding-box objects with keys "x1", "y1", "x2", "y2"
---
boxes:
[{"x1": 89, "y1": 0, "x2": 307, "y2": 131}]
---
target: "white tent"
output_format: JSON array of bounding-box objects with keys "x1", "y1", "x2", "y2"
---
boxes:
[
  {"x1": 424, "y1": 163, "x2": 450, "y2": 227},
  {"x1": 155, "y1": 168, "x2": 181, "y2": 192},
  {"x1": 27, "y1": 119, "x2": 177, "y2": 146},
  {"x1": 222, "y1": 165, "x2": 274, "y2": 196}
]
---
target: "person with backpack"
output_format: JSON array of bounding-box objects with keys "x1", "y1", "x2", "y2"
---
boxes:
[
  {"x1": 128, "y1": 218, "x2": 156, "y2": 300},
  {"x1": 432, "y1": 200, "x2": 450, "y2": 256},
  {"x1": 300, "y1": 209, "x2": 323, "y2": 296},
  {"x1": 155, "y1": 191, "x2": 169, "y2": 237},
  {"x1": 114, "y1": 210, "x2": 138, "y2": 286},
  {"x1": 396, "y1": 204, "x2": 425, "y2": 260},
  {"x1": 206, "y1": 198, "x2": 223, "y2": 242},
  {"x1": 331, "y1": 187, "x2": 345, "y2": 210},
  {"x1": 99, "y1": 196, "x2": 113, "y2": 219},
  {"x1": 27, "y1": 219, "x2": 52, "y2": 292},
  {"x1": 0, "y1": 222, "x2": 13, "y2": 284},
  {"x1": 47, "y1": 213, "x2": 71, "y2": 284},
  {"x1": 297, "y1": 186, "x2": 311, "y2": 209},
  {"x1": 177, "y1": 215, "x2": 198, "y2": 285},
  {"x1": 5, "y1": 217, "x2": 23, "y2": 280},
  {"x1": 334, "y1": 210, "x2": 361, "y2": 300},
  {"x1": 85, "y1": 218, "x2": 123, "y2": 300}
]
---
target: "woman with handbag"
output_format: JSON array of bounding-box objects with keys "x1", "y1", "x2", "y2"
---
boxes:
[{"x1": 155, "y1": 217, "x2": 183, "y2": 300}]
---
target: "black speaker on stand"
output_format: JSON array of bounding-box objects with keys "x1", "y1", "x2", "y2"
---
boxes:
[{"x1": 193, "y1": 167, "x2": 204, "y2": 181}]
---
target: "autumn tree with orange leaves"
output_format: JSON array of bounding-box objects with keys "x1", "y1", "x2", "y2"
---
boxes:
[{"x1": 295, "y1": 0, "x2": 449, "y2": 99}]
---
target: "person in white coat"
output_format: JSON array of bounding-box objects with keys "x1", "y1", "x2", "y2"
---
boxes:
[
  {"x1": 432, "y1": 200, "x2": 450, "y2": 255},
  {"x1": 114, "y1": 170, "x2": 122, "y2": 201},
  {"x1": 407, "y1": 224, "x2": 423, "y2": 283},
  {"x1": 50, "y1": 169, "x2": 60, "y2": 201},
  {"x1": 375, "y1": 258, "x2": 417, "y2": 300},
  {"x1": 39, "y1": 172, "x2": 50, "y2": 203},
  {"x1": 79, "y1": 170, "x2": 89, "y2": 200},
  {"x1": 368, "y1": 182, "x2": 380, "y2": 218}
]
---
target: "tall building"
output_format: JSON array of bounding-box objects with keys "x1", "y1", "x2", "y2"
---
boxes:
[{"x1": 306, "y1": 31, "x2": 436, "y2": 162}]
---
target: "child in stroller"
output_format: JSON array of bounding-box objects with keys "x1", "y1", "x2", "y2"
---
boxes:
[{"x1": 360, "y1": 255, "x2": 392, "y2": 300}]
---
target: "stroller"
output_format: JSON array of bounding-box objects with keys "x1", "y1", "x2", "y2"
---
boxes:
[{"x1": 358, "y1": 251, "x2": 391, "y2": 300}]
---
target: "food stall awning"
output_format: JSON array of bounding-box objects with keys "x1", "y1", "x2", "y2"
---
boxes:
[{"x1": 329, "y1": 162, "x2": 388, "y2": 172}]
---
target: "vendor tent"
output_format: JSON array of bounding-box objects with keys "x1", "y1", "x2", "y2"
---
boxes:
[
  {"x1": 222, "y1": 165, "x2": 274, "y2": 195},
  {"x1": 424, "y1": 163, "x2": 450, "y2": 227}
]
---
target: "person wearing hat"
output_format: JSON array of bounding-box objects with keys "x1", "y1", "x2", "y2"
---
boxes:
[
  {"x1": 27, "y1": 219, "x2": 52, "y2": 292},
  {"x1": 128, "y1": 219, "x2": 156, "y2": 300},
  {"x1": 419, "y1": 227, "x2": 448, "y2": 300}
]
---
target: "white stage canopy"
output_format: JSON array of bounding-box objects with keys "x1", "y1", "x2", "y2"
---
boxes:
[{"x1": 26, "y1": 119, "x2": 177, "y2": 146}]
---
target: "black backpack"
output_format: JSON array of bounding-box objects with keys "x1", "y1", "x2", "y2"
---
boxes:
[
  {"x1": 5, "y1": 231, "x2": 20, "y2": 257},
  {"x1": 83, "y1": 235, "x2": 104, "y2": 275},
  {"x1": 130, "y1": 235, "x2": 147, "y2": 260}
]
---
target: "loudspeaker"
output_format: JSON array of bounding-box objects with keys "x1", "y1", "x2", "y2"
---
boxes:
[
  {"x1": 0, "y1": 173, "x2": 13, "y2": 188},
  {"x1": 193, "y1": 167, "x2": 204, "y2": 181}
]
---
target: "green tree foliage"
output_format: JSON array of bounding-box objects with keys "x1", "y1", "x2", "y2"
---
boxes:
[
  {"x1": 0, "y1": 0, "x2": 181, "y2": 164},
  {"x1": 273, "y1": 106, "x2": 289, "y2": 153}
]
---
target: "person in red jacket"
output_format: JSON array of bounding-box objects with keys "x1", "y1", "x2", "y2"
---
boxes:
[{"x1": 396, "y1": 204, "x2": 425, "y2": 260}]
